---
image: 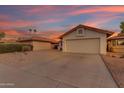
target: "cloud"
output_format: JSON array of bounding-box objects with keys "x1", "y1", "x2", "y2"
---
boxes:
[
  {"x1": 22, "y1": 6, "x2": 82, "y2": 21},
  {"x1": 0, "y1": 14, "x2": 10, "y2": 20},
  {"x1": 37, "y1": 31, "x2": 64, "y2": 39},
  {"x1": 0, "y1": 17, "x2": 64, "y2": 29},
  {"x1": 0, "y1": 29, "x2": 22, "y2": 36},
  {"x1": 67, "y1": 6, "x2": 124, "y2": 16},
  {"x1": 83, "y1": 13, "x2": 122, "y2": 27},
  {"x1": 0, "y1": 20, "x2": 34, "y2": 28},
  {"x1": 0, "y1": 5, "x2": 124, "y2": 32},
  {"x1": 25, "y1": 6, "x2": 55, "y2": 14},
  {"x1": 41, "y1": 18, "x2": 64, "y2": 24},
  {"x1": 100, "y1": 6, "x2": 124, "y2": 13}
]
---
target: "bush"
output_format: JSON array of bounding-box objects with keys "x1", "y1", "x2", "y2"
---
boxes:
[{"x1": 0, "y1": 43, "x2": 33, "y2": 53}]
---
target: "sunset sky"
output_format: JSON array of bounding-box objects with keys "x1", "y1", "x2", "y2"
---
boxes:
[{"x1": 0, "y1": 5, "x2": 124, "y2": 35}]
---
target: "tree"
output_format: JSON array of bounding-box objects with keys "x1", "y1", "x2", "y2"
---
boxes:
[
  {"x1": 34, "y1": 29, "x2": 37, "y2": 32},
  {"x1": 0, "y1": 32, "x2": 5, "y2": 39},
  {"x1": 120, "y1": 22, "x2": 124, "y2": 33},
  {"x1": 29, "y1": 28, "x2": 32, "y2": 32}
]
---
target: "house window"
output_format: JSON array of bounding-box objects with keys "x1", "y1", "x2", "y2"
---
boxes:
[
  {"x1": 78, "y1": 29, "x2": 83, "y2": 34},
  {"x1": 118, "y1": 40, "x2": 124, "y2": 45},
  {"x1": 112, "y1": 40, "x2": 116, "y2": 46},
  {"x1": 76, "y1": 28, "x2": 84, "y2": 36}
]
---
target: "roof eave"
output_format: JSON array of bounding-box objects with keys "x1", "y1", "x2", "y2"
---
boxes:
[{"x1": 59, "y1": 24, "x2": 114, "y2": 38}]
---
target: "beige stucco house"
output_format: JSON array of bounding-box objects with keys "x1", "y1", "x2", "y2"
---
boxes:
[
  {"x1": 17, "y1": 37, "x2": 57, "y2": 51},
  {"x1": 60, "y1": 24, "x2": 113, "y2": 54}
]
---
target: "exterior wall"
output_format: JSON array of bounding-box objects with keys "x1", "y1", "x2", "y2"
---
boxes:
[
  {"x1": 108, "y1": 39, "x2": 124, "y2": 53},
  {"x1": 18, "y1": 41, "x2": 52, "y2": 51},
  {"x1": 62, "y1": 29, "x2": 107, "y2": 54},
  {"x1": 4, "y1": 34, "x2": 20, "y2": 39},
  {"x1": 18, "y1": 41, "x2": 33, "y2": 45},
  {"x1": 32, "y1": 41, "x2": 51, "y2": 51},
  {"x1": 112, "y1": 45, "x2": 124, "y2": 53},
  {"x1": 100, "y1": 36, "x2": 107, "y2": 54}
]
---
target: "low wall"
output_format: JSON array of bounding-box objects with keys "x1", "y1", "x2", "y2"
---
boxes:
[{"x1": 112, "y1": 45, "x2": 124, "y2": 53}]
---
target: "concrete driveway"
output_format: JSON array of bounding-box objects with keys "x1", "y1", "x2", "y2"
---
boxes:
[{"x1": 0, "y1": 50, "x2": 117, "y2": 88}]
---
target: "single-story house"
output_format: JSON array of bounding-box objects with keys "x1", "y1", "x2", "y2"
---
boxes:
[
  {"x1": 60, "y1": 24, "x2": 114, "y2": 54},
  {"x1": 107, "y1": 33, "x2": 124, "y2": 53},
  {"x1": 17, "y1": 37, "x2": 58, "y2": 51},
  {"x1": 0, "y1": 38, "x2": 17, "y2": 43}
]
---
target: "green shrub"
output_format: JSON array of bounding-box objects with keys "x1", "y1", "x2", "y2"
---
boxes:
[{"x1": 0, "y1": 43, "x2": 33, "y2": 53}]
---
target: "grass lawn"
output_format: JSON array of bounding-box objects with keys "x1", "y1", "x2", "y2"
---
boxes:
[{"x1": 102, "y1": 55, "x2": 124, "y2": 88}]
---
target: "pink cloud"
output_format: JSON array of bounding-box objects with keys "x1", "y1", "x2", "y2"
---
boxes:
[
  {"x1": 25, "y1": 6, "x2": 55, "y2": 14},
  {"x1": 23, "y1": 6, "x2": 82, "y2": 20},
  {"x1": 67, "y1": 6, "x2": 124, "y2": 16},
  {"x1": 0, "y1": 29, "x2": 22, "y2": 36},
  {"x1": 37, "y1": 30, "x2": 64, "y2": 40},
  {"x1": 1, "y1": 6, "x2": 124, "y2": 32},
  {"x1": 41, "y1": 18, "x2": 64, "y2": 24},
  {"x1": 84, "y1": 13, "x2": 122, "y2": 27},
  {"x1": 0, "y1": 17, "x2": 64, "y2": 29},
  {"x1": 0, "y1": 14, "x2": 10, "y2": 20},
  {"x1": 24, "y1": 6, "x2": 80, "y2": 14},
  {"x1": 20, "y1": 6, "x2": 124, "y2": 27},
  {"x1": 101, "y1": 6, "x2": 124, "y2": 13},
  {"x1": 0, "y1": 20, "x2": 34, "y2": 28}
]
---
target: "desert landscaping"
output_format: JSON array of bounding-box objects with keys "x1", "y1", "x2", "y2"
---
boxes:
[{"x1": 102, "y1": 54, "x2": 124, "y2": 88}]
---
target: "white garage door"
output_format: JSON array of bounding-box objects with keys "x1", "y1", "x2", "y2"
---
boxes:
[{"x1": 66, "y1": 38, "x2": 100, "y2": 54}]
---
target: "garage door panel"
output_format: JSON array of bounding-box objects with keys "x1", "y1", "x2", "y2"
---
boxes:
[{"x1": 66, "y1": 39, "x2": 100, "y2": 54}]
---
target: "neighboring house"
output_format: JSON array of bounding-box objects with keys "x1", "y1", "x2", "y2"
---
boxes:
[
  {"x1": 17, "y1": 37, "x2": 58, "y2": 51},
  {"x1": 0, "y1": 30, "x2": 23, "y2": 43},
  {"x1": 108, "y1": 33, "x2": 124, "y2": 53},
  {"x1": 0, "y1": 35, "x2": 18, "y2": 43},
  {"x1": 60, "y1": 24, "x2": 113, "y2": 54},
  {"x1": 0, "y1": 34, "x2": 18, "y2": 43},
  {"x1": 0, "y1": 38, "x2": 17, "y2": 43}
]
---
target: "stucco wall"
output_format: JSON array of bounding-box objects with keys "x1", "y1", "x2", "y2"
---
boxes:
[
  {"x1": 62, "y1": 29, "x2": 107, "y2": 54},
  {"x1": 112, "y1": 45, "x2": 124, "y2": 53},
  {"x1": 18, "y1": 41, "x2": 33, "y2": 45},
  {"x1": 18, "y1": 41, "x2": 51, "y2": 51},
  {"x1": 32, "y1": 41, "x2": 51, "y2": 51}
]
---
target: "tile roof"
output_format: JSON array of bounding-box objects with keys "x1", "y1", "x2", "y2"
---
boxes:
[
  {"x1": 17, "y1": 37, "x2": 58, "y2": 43},
  {"x1": 108, "y1": 32, "x2": 124, "y2": 40},
  {"x1": 60, "y1": 24, "x2": 114, "y2": 38},
  {"x1": 0, "y1": 38, "x2": 17, "y2": 42},
  {"x1": 108, "y1": 36, "x2": 124, "y2": 40}
]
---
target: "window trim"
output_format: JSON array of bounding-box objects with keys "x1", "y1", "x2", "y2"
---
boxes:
[{"x1": 76, "y1": 28, "x2": 85, "y2": 36}]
